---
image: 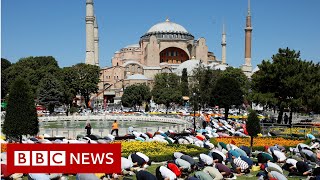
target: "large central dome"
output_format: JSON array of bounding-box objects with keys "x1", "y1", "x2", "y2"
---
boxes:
[
  {"x1": 140, "y1": 18, "x2": 194, "y2": 41},
  {"x1": 147, "y1": 19, "x2": 188, "y2": 33}
]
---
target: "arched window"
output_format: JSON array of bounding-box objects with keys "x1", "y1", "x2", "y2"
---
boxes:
[{"x1": 159, "y1": 47, "x2": 189, "y2": 64}]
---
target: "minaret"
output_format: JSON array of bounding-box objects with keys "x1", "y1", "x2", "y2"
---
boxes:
[
  {"x1": 241, "y1": 0, "x2": 253, "y2": 77},
  {"x1": 221, "y1": 23, "x2": 226, "y2": 64},
  {"x1": 94, "y1": 17, "x2": 99, "y2": 66},
  {"x1": 85, "y1": 0, "x2": 95, "y2": 65}
]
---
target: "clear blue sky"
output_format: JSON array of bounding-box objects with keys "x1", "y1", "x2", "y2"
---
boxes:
[{"x1": 1, "y1": 0, "x2": 319, "y2": 69}]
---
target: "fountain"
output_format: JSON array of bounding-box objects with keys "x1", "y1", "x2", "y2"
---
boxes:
[{"x1": 37, "y1": 114, "x2": 192, "y2": 139}]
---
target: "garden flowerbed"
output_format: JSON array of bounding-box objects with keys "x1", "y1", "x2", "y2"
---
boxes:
[
  {"x1": 1, "y1": 143, "x2": 7, "y2": 152},
  {"x1": 272, "y1": 127, "x2": 320, "y2": 136},
  {"x1": 1, "y1": 141, "x2": 208, "y2": 162},
  {"x1": 118, "y1": 141, "x2": 209, "y2": 162},
  {"x1": 210, "y1": 137, "x2": 306, "y2": 151}
]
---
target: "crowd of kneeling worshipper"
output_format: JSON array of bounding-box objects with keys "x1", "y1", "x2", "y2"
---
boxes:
[
  {"x1": 3, "y1": 134, "x2": 320, "y2": 180},
  {"x1": 74, "y1": 139, "x2": 320, "y2": 180},
  {"x1": 2, "y1": 115, "x2": 320, "y2": 180}
]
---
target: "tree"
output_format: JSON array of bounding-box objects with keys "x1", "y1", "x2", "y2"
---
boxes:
[
  {"x1": 3, "y1": 56, "x2": 60, "y2": 96},
  {"x1": 300, "y1": 63, "x2": 320, "y2": 113},
  {"x1": 222, "y1": 67, "x2": 250, "y2": 106},
  {"x1": 198, "y1": 68, "x2": 215, "y2": 109},
  {"x1": 70, "y1": 63, "x2": 100, "y2": 108},
  {"x1": 1, "y1": 58, "x2": 11, "y2": 70},
  {"x1": 248, "y1": 92, "x2": 278, "y2": 112},
  {"x1": 60, "y1": 67, "x2": 78, "y2": 111},
  {"x1": 191, "y1": 65, "x2": 221, "y2": 110},
  {"x1": 246, "y1": 109, "x2": 261, "y2": 151},
  {"x1": 1, "y1": 58, "x2": 12, "y2": 99},
  {"x1": 251, "y1": 48, "x2": 319, "y2": 123},
  {"x1": 2, "y1": 78, "x2": 39, "y2": 142},
  {"x1": 37, "y1": 75, "x2": 64, "y2": 114},
  {"x1": 212, "y1": 76, "x2": 243, "y2": 120},
  {"x1": 121, "y1": 84, "x2": 151, "y2": 110},
  {"x1": 180, "y1": 68, "x2": 189, "y2": 96},
  {"x1": 152, "y1": 73, "x2": 182, "y2": 113}
]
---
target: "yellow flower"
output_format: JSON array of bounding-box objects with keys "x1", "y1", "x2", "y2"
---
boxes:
[{"x1": 215, "y1": 137, "x2": 303, "y2": 147}]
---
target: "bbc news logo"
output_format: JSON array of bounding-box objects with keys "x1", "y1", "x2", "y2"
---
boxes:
[
  {"x1": 7, "y1": 144, "x2": 121, "y2": 173},
  {"x1": 14, "y1": 151, "x2": 66, "y2": 166}
]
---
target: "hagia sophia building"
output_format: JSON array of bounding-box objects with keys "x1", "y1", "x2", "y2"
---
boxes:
[{"x1": 84, "y1": 0, "x2": 253, "y2": 106}]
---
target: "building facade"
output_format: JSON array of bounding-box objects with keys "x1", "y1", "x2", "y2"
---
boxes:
[
  {"x1": 97, "y1": 18, "x2": 224, "y2": 105},
  {"x1": 85, "y1": 0, "x2": 253, "y2": 107}
]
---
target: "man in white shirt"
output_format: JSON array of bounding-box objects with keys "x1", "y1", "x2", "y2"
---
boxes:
[
  {"x1": 271, "y1": 149, "x2": 286, "y2": 163},
  {"x1": 174, "y1": 152, "x2": 184, "y2": 159},
  {"x1": 199, "y1": 153, "x2": 214, "y2": 166},
  {"x1": 175, "y1": 158, "x2": 191, "y2": 172},
  {"x1": 136, "y1": 152, "x2": 149, "y2": 163},
  {"x1": 232, "y1": 157, "x2": 249, "y2": 174},
  {"x1": 286, "y1": 158, "x2": 298, "y2": 168},
  {"x1": 121, "y1": 157, "x2": 133, "y2": 170},
  {"x1": 266, "y1": 162, "x2": 283, "y2": 174},
  {"x1": 210, "y1": 149, "x2": 226, "y2": 161},
  {"x1": 156, "y1": 166, "x2": 177, "y2": 180}
]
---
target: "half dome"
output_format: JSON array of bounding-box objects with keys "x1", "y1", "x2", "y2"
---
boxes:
[{"x1": 174, "y1": 60, "x2": 205, "y2": 76}]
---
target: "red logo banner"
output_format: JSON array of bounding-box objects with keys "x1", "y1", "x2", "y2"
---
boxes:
[{"x1": 6, "y1": 143, "x2": 121, "y2": 173}]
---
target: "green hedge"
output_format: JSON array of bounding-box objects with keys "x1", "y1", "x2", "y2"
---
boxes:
[
  {"x1": 122, "y1": 144, "x2": 210, "y2": 162},
  {"x1": 210, "y1": 137, "x2": 310, "y2": 151}
]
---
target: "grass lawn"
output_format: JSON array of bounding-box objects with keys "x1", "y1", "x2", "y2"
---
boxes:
[
  {"x1": 20, "y1": 165, "x2": 303, "y2": 180},
  {"x1": 119, "y1": 164, "x2": 302, "y2": 180}
]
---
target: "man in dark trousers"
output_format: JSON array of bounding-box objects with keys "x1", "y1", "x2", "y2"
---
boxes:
[
  {"x1": 85, "y1": 123, "x2": 92, "y2": 136},
  {"x1": 284, "y1": 113, "x2": 289, "y2": 124},
  {"x1": 136, "y1": 170, "x2": 157, "y2": 180}
]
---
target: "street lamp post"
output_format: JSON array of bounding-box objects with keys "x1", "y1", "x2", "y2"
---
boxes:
[{"x1": 193, "y1": 92, "x2": 196, "y2": 132}]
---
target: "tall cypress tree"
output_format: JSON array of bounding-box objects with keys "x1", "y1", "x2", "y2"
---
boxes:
[
  {"x1": 181, "y1": 68, "x2": 189, "y2": 96},
  {"x1": 2, "y1": 78, "x2": 39, "y2": 142},
  {"x1": 247, "y1": 109, "x2": 261, "y2": 151}
]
